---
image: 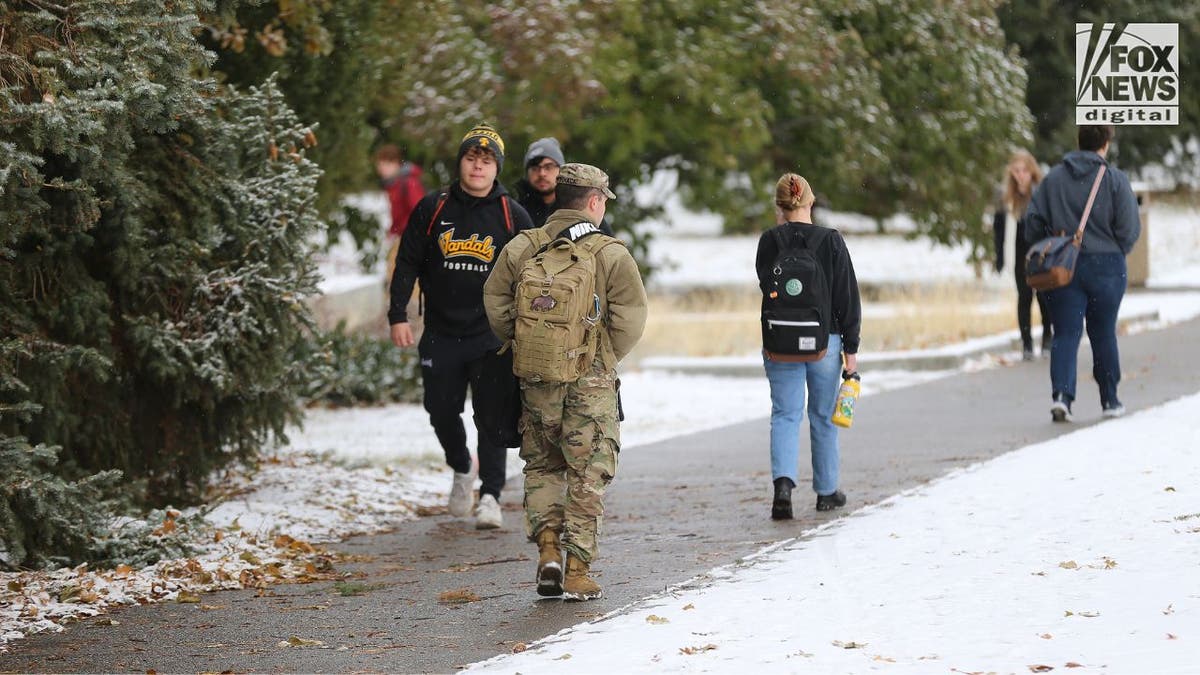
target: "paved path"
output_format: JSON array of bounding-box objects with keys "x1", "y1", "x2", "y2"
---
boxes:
[{"x1": 6, "y1": 318, "x2": 1200, "y2": 674}]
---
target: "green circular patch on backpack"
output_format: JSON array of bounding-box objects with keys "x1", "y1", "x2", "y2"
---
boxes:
[{"x1": 785, "y1": 278, "x2": 803, "y2": 296}]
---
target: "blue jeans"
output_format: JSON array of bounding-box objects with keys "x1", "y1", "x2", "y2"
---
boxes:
[
  {"x1": 1043, "y1": 253, "x2": 1126, "y2": 407},
  {"x1": 763, "y1": 334, "x2": 843, "y2": 496}
]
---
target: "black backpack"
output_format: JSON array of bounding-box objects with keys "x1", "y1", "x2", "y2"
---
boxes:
[{"x1": 761, "y1": 224, "x2": 832, "y2": 361}]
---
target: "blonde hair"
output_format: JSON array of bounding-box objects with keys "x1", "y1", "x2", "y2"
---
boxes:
[
  {"x1": 774, "y1": 173, "x2": 815, "y2": 211},
  {"x1": 1003, "y1": 150, "x2": 1042, "y2": 218}
]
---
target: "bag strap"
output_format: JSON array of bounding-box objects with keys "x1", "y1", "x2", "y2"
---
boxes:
[
  {"x1": 424, "y1": 193, "x2": 449, "y2": 235},
  {"x1": 501, "y1": 194, "x2": 513, "y2": 234},
  {"x1": 1073, "y1": 165, "x2": 1108, "y2": 244},
  {"x1": 535, "y1": 221, "x2": 605, "y2": 255},
  {"x1": 771, "y1": 222, "x2": 831, "y2": 255}
]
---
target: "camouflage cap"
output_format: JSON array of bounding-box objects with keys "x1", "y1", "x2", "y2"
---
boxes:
[{"x1": 556, "y1": 163, "x2": 616, "y2": 199}]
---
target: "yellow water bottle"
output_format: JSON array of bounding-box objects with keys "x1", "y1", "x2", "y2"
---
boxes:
[{"x1": 831, "y1": 370, "x2": 860, "y2": 429}]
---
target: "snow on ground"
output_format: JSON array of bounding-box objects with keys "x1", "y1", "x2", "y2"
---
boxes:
[
  {"x1": 3, "y1": 191, "x2": 1197, "y2": 653},
  {"x1": 638, "y1": 188, "x2": 1197, "y2": 293},
  {"x1": 466, "y1": 392, "x2": 1200, "y2": 675}
]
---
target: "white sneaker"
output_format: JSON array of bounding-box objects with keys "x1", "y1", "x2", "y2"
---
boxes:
[
  {"x1": 448, "y1": 471, "x2": 475, "y2": 518},
  {"x1": 1102, "y1": 403, "x2": 1126, "y2": 419},
  {"x1": 1050, "y1": 396, "x2": 1073, "y2": 423},
  {"x1": 474, "y1": 494, "x2": 503, "y2": 530}
]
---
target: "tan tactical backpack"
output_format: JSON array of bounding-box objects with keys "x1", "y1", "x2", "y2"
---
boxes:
[{"x1": 513, "y1": 222, "x2": 620, "y2": 383}]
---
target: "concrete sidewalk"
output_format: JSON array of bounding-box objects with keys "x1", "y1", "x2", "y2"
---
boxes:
[{"x1": 6, "y1": 318, "x2": 1199, "y2": 674}]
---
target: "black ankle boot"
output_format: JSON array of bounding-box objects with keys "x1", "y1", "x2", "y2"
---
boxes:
[{"x1": 771, "y1": 477, "x2": 794, "y2": 520}]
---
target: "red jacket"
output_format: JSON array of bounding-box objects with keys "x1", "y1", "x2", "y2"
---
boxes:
[{"x1": 383, "y1": 162, "x2": 426, "y2": 237}]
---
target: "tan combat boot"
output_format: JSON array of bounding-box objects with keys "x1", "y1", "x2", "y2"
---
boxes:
[
  {"x1": 562, "y1": 553, "x2": 602, "y2": 601},
  {"x1": 535, "y1": 529, "x2": 563, "y2": 597}
]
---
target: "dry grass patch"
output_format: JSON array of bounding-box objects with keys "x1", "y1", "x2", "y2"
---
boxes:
[{"x1": 629, "y1": 283, "x2": 1030, "y2": 361}]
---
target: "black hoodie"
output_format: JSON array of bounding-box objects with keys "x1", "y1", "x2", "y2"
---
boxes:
[{"x1": 389, "y1": 180, "x2": 533, "y2": 338}]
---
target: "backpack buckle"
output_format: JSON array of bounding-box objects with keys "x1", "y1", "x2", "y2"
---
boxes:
[{"x1": 583, "y1": 294, "x2": 601, "y2": 326}]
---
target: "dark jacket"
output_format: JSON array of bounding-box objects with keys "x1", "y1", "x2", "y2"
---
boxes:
[
  {"x1": 755, "y1": 222, "x2": 862, "y2": 355},
  {"x1": 514, "y1": 178, "x2": 557, "y2": 228},
  {"x1": 992, "y1": 205, "x2": 1035, "y2": 272},
  {"x1": 1024, "y1": 151, "x2": 1140, "y2": 254},
  {"x1": 389, "y1": 181, "x2": 534, "y2": 338},
  {"x1": 515, "y1": 178, "x2": 615, "y2": 234}
]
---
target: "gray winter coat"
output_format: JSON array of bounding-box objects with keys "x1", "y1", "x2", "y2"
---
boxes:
[{"x1": 1024, "y1": 150, "x2": 1140, "y2": 255}]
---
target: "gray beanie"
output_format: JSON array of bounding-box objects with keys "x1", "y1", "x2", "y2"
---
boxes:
[{"x1": 524, "y1": 137, "x2": 565, "y2": 169}]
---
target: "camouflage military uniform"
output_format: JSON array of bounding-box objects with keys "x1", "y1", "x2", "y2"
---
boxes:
[
  {"x1": 484, "y1": 185, "x2": 647, "y2": 564},
  {"x1": 519, "y1": 363, "x2": 619, "y2": 561}
]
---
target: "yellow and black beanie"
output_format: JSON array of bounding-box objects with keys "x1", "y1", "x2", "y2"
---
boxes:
[{"x1": 457, "y1": 122, "x2": 505, "y2": 170}]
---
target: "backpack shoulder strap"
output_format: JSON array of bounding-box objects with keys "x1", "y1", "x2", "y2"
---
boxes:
[
  {"x1": 536, "y1": 221, "x2": 605, "y2": 255},
  {"x1": 517, "y1": 228, "x2": 550, "y2": 262},
  {"x1": 501, "y1": 194, "x2": 514, "y2": 234},
  {"x1": 803, "y1": 224, "x2": 833, "y2": 251},
  {"x1": 770, "y1": 224, "x2": 791, "y2": 252},
  {"x1": 424, "y1": 193, "x2": 449, "y2": 235}
]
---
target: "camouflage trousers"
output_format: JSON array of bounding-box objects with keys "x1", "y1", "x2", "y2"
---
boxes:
[{"x1": 519, "y1": 368, "x2": 620, "y2": 563}]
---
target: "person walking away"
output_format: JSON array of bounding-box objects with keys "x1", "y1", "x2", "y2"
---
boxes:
[
  {"x1": 389, "y1": 123, "x2": 534, "y2": 529},
  {"x1": 374, "y1": 144, "x2": 427, "y2": 285},
  {"x1": 1024, "y1": 124, "x2": 1140, "y2": 422},
  {"x1": 757, "y1": 173, "x2": 862, "y2": 519},
  {"x1": 993, "y1": 149, "x2": 1051, "y2": 360},
  {"x1": 483, "y1": 163, "x2": 647, "y2": 601}
]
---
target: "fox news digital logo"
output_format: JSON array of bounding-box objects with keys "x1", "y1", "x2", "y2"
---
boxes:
[{"x1": 1076, "y1": 23, "x2": 1178, "y2": 126}]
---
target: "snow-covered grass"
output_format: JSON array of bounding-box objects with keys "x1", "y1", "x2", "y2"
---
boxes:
[
  {"x1": 466, "y1": 391, "x2": 1200, "y2": 674},
  {"x1": 3, "y1": 190, "x2": 1197, "y2": 654}
]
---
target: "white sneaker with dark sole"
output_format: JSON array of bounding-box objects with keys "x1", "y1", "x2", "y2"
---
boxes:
[
  {"x1": 1050, "y1": 399, "x2": 1072, "y2": 423},
  {"x1": 1102, "y1": 404, "x2": 1126, "y2": 419},
  {"x1": 474, "y1": 493, "x2": 503, "y2": 530}
]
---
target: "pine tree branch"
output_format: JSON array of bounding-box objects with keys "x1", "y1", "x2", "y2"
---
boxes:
[{"x1": 23, "y1": 0, "x2": 69, "y2": 16}]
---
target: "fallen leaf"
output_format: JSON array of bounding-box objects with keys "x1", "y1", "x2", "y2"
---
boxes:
[
  {"x1": 1077, "y1": 611, "x2": 1100, "y2": 618},
  {"x1": 1028, "y1": 666, "x2": 1054, "y2": 673},
  {"x1": 553, "y1": 653, "x2": 572, "y2": 660},
  {"x1": 679, "y1": 644, "x2": 718, "y2": 655},
  {"x1": 239, "y1": 551, "x2": 261, "y2": 565},
  {"x1": 177, "y1": 591, "x2": 201, "y2": 604},
  {"x1": 1040, "y1": 633, "x2": 1053, "y2": 639},
  {"x1": 281, "y1": 636, "x2": 325, "y2": 647},
  {"x1": 114, "y1": 564, "x2": 134, "y2": 577},
  {"x1": 1165, "y1": 486, "x2": 1176, "y2": 492},
  {"x1": 1102, "y1": 557, "x2": 1118, "y2": 569},
  {"x1": 646, "y1": 614, "x2": 670, "y2": 624},
  {"x1": 683, "y1": 603, "x2": 695, "y2": 610},
  {"x1": 437, "y1": 588, "x2": 482, "y2": 605},
  {"x1": 832, "y1": 640, "x2": 867, "y2": 649},
  {"x1": 1163, "y1": 604, "x2": 1174, "y2": 615},
  {"x1": 154, "y1": 517, "x2": 177, "y2": 536},
  {"x1": 1064, "y1": 611, "x2": 1074, "y2": 617},
  {"x1": 512, "y1": 642, "x2": 527, "y2": 653},
  {"x1": 93, "y1": 618, "x2": 121, "y2": 626},
  {"x1": 199, "y1": 604, "x2": 224, "y2": 611},
  {"x1": 1065, "y1": 663, "x2": 1084, "y2": 669},
  {"x1": 1058, "y1": 561, "x2": 1078, "y2": 570},
  {"x1": 1168, "y1": 633, "x2": 1177, "y2": 640},
  {"x1": 874, "y1": 655, "x2": 896, "y2": 662}
]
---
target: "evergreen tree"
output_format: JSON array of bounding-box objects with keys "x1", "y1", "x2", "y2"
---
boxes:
[
  {"x1": 998, "y1": 2, "x2": 1200, "y2": 176},
  {"x1": 1, "y1": 0, "x2": 324, "y2": 520},
  {"x1": 830, "y1": 0, "x2": 1032, "y2": 257},
  {"x1": 202, "y1": 0, "x2": 392, "y2": 215}
]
